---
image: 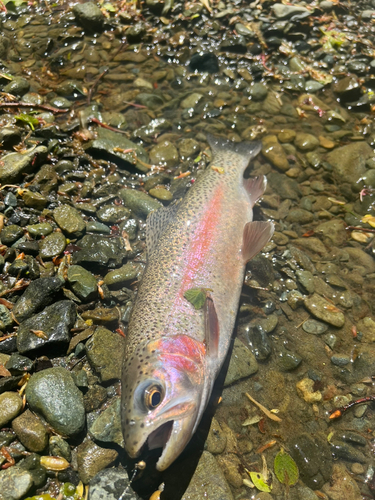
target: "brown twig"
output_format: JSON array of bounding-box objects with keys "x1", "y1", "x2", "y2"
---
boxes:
[
  {"x1": 90, "y1": 117, "x2": 129, "y2": 135},
  {"x1": 0, "y1": 102, "x2": 68, "y2": 114},
  {"x1": 346, "y1": 226, "x2": 375, "y2": 234},
  {"x1": 87, "y1": 68, "x2": 109, "y2": 105}
]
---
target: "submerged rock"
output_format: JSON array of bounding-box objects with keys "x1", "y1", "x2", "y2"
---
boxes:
[
  {"x1": 0, "y1": 467, "x2": 33, "y2": 500},
  {"x1": 224, "y1": 338, "x2": 258, "y2": 386},
  {"x1": 86, "y1": 327, "x2": 125, "y2": 382},
  {"x1": 304, "y1": 294, "x2": 345, "y2": 327},
  {"x1": 77, "y1": 440, "x2": 118, "y2": 484},
  {"x1": 88, "y1": 468, "x2": 140, "y2": 500}
]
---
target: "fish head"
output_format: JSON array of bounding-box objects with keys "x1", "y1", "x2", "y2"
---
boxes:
[{"x1": 121, "y1": 334, "x2": 209, "y2": 471}]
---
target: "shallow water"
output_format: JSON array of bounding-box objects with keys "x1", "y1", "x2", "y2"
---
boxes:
[{"x1": 1, "y1": 1, "x2": 375, "y2": 499}]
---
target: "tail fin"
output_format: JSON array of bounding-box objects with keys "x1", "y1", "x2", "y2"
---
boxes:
[{"x1": 206, "y1": 134, "x2": 261, "y2": 169}]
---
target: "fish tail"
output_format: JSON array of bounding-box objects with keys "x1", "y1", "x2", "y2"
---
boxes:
[{"x1": 206, "y1": 133, "x2": 261, "y2": 169}]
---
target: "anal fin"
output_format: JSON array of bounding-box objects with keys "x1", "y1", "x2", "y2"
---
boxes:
[
  {"x1": 204, "y1": 295, "x2": 219, "y2": 359},
  {"x1": 242, "y1": 221, "x2": 274, "y2": 263},
  {"x1": 243, "y1": 175, "x2": 267, "y2": 208}
]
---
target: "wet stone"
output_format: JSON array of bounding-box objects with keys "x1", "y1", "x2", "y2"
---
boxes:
[
  {"x1": 67, "y1": 265, "x2": 97, "y2": 302},
  {"x1": 86, "y1": 327, "x2": 125, "y2": 382},
  {"x1": 84, "y1": 385, "x2": 108, "y2": 413},
  {"x1": 81, "y1": 307, "x2": 119, "y2": 325},
  {"x1": 12, "y1": 276, "x2": 64, "y2": 323},
  {"x1": 149, "y1": 187, "x2": 173, "y2": 201},
  {"x1": 294, "y1": 133, "x2": 320, "y2": 151},
  {"x1": 0, "y1": 146, "x2": 47, "y2": 185},
  {"x1": 296, "y1": 270, "x2": 315, "y2": 294},
  {"x1": 149, "y1": 140, "x2": 179, "y2": 168},
  {"x1": 0, "y1": 391, "x2": 23, "y2": 427},
  {"x1": 17, "y1": 453, "x2": 47, "y2": 489},
  {"x1": 286, "y1": 208, "x2": 314, "y2": 224},
  {"x1": 277, "y1": 349, "x2": 302, "y2": 371},
  {"x1": 17, "y1": 300, "x2": 76, "y2": 354},
  {"x1": 7, "y1": 259, "x2": 28, "y2": 277},
  {"x1": 181, "y1": 92, "x2": 203, "y2": 109},
  {"x1": 104, "y1": 262, "x2": 141, "y2": 287},
  {"x1": 5, "y1": 353, "x2": 33, "y2": 375},
  {"x1": 119, "y1": 188, "x2": 162, "y2": 219},
  {"x1": 89, "y1": 398, "x2": 123, "y2": 446},
  {"x1": 178, "y1": 138, "x2": 200, "y2": 159},
  {"x1": 322, "y1": 463, "x2": 362, "y2": 500},
  {"x1": 73, "y1": 2, "x2": 104, "y2": 32},
  {"x1": 86, "y1": 221, "x2": 110, "y2": 235},
  {"x1": 25, "y1": 367, "x2": 85, "y2": 436},
  {"x1": 12, "y1": 409, "x2": 48, "y2": 453},
  {"x1": 289, "y1": 433, "x2": 332, "y2": 489},
  {"x1": 49, "y1": 435, "x2": 72, "y2": 461},
  {"x1": 3, "y1": 77, "x2": 29, "y2": 96},
  {"x1": 120, "y1": 218, "x2": 137, "y2": 240},
  {"x1": 21, "y1": 190, "x2": 47, "y2": 210},
  {"x1": 261, "y1": 135, "x2": 289, "y2": 172},
  {"x1": 303, "y1": 319, "x2": 328, "y2": 335},
  {"x1": 205, "y1": 417, "x2": 227, "y2": 455},
  {"x1": 304, "y1": 293, "x2": 345, "y2": 327},
  {"x1": 224, "y1": 338, "x2": 258, "y2": 386},
  {"x1": 0, "y1": 304, "x2": 12, "y2": 330},
  {"x1": 88, "y1": 468, "x2": 140, "y2": 500},
  {"x1": 330, "y1": 439, "x2": 366, "y2": 463},
  {"x1": 0, "y1": 467, "x2": 33, "y2": 500},
  {"x1": 73, "y1": 235, "x2": 124, "y2": 267},
  {"x1": 54, "y1": 205, "x2": 86, "y2": 238},
  {"x1": 181, "y1": 451, "x2": 233, "y2": 500},
  {"x1": 96, "y1": 205, "x2": 130, "y2": 224},
  {"x1": 243, "y1": 324, "x2": 272, "y2": 361},
  {"x1": 27, "y1": 223, "x2": 53, "y2": 237},
  {"x1": 1, "y1": 224, "x2": 24, "y2": 245},
  {"x1": 296, "y1": 378, "x2": 322, "y2": 403},
  {"x1": 77, "y1": 440, "x2": 119, "y2": 484},
  {"x1": 331, "y1": 354, "x2": 351, "y2": 366},
  {"x1": 327, "y1": 141, "x2": 372, "y2": 184},
  {"x1": 39, "y1": 231, "x2": 66, "y2": 259}
]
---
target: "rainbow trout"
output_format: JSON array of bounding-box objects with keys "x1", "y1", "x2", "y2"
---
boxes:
[{"x1": 121, "y1": 136, "x2": 274, "y2": 471}]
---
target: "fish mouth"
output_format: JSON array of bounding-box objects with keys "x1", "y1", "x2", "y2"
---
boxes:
[{"x1": 147, "y1": 420, "x2": 174, "y2": 451}]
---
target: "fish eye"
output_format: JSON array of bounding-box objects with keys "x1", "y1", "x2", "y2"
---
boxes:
[{"x1": 144, "y1": 384, "x2": 164, "y2": 410}]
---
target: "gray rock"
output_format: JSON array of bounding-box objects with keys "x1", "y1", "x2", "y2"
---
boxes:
[
  {"x1": 119, "y1": 188, "x2": 162, "y2": 219},
  {"x1": 273, "y1": 3, "x2": 311, "y2": 19},
  {"x1": 333, "y1": 76, "x2": 362, "y2": 101},
  {"x1": 86, "y1": 128, "x2": 149, "y2": 173},
  {"x1": 331, "y1": 354, "x2": 351, "y2": 366},
  {"x1": 0, "y1": 392, "x2": 23, "y2": 428},
  {"x1": 224, "y1": 338, "x2": 258, "y2": 386},
  {"x1": 39, "y1": 231, "x2": 66, "y2": 259},
  {"x1": 249, "y1": 82, "x2": 268, "y2": 101},
  {"x1": 278, "y1": 349, "x2": 302, "y2": 371},
  {"x1": 296, "y1": 270, "x2": 315, "y2": 294},
  {"x1": 12, "y1": 277, "x2": 64, "y2": 323},
  {"x1": 86, "y1": 327, "x2": 126, "y2": 382},
  {"x1": 89, "y1": 398, "x2": 123, "y2": 446},
  {"x1": 133, "y1": 117, "x2": 172, "y2": 142},
  {"x1": 267, "y1": 172, "x2": 300, "y2": 200},
  {"x1": 12, "y1": 409, "x2": 48, "y2": 453},
  {"x1": 17, "y1": 300, "x2": 76, "y2": 354},
  {"x1": 289, "y1": 484, "x2": 319, "y2": 500},
  {"x1": 5, "y1": 353, "x2": 33, "y2": 375},
  {"x1": 181, "y1": 92, "x2": 203, "y2": 109},
  {"x1": 73, "y1": 2, "x2": 104, "y2": 33},
  {"x1": 345, "y1": 246, "x2": 375, "y2": 273},
  {"x1": 327, "y1": 141, "x2": 372, "y2": 183},
  {"x1": 25, "y1": 367, "x2": 85, "y2": 436},
  {"x1": 0, "y1": 146, "x2": 47, "y2": 184},
  {"x1": 136, "y1": 93, "x2": 164, "y2": 110},
  {"x1": 27, "y1": 223, "x2": 53, "y2": 237},
  {"x1": 304, "y1": 294, "x2": 345, "y2": 327},
  {"x1": 303, "y1": 319, "x2": 328, "y2": 335},
  {"x1": 315, "y1": 220, "x2": 347, "y2": 246},
  {"x1": 178, "y1": 138, "x2": 200, "y2": 159},
  {"x1": 181, "y1": 451, "x2": 233, "y2": 500},
  {"x1": 77, "y1": 440, "x2": 118, "y2": 484},
  {"x1": 67, "y1": 265, "x2": 97, "y2": 302},
  {"x1": 86, "y1": 221, "x2": 111, "y2": 234},
  {"x1": 3, "y1": 77, "x2": 30, "y2": 96},
  {"x1": 330, "y1": 439, "x2": 366, "y2": 463},
  {"x1": 54, "y1": 205, "x2": 86, "y2": 238},
  {"x1": 294, "y1": 133, "x2": 320, "y2": 151},
  {"x1": 0, "y1": 467, "x2": 33, "y2": 500},
  {"x1": 0, "y1": 304, "x2": 13, "y2": 330},
  {"x1": 73, "y1": 235, "x2": 125, "y2": 266},
  {"x1": 88, "y1": 468, "x2": 140, "y2": 500}
]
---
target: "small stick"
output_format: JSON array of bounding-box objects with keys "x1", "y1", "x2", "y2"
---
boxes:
[
  {"x1": 87, "y1": 68, "x2": 109, "y2": 105},
  {"x1": 245, "y1": 392, "x2": 282, "y2": 422},
  {"x1": 346, "y1": 226, "x2": 375, "y2": 233},
  {"x1": 330, "y1": 395, "x2": 375, "y2": 419},
  {"x1": 90, "y1": 117, "x2": 129, "y2": 135},
  {"x1": 0, "y1": 102, "x2": 68, "y2": 114}
]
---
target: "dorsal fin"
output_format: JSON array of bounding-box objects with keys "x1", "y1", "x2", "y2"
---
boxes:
[
  {"x1": 146, "y1": 202, "x2": 180, "y2": 256},
  {"x1": 243, "y1": 175, "x2": 267, "y2": 208}
]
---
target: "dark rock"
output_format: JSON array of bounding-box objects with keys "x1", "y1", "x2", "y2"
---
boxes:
[
  {"x1": 189, "y1": 53, "x2": 219, "y2": 73},
  {"x1": 0, "y1": 146, "x2": 47, "y2": 184},
  {"x1": 288, "y1": 433, "x2": 332, "y2": 489},
  {"x1": 39, "y1": 231, "x2": 67, "y2": 259},
  {"x1": 242, "y1": 324, "x2": 272, "y2": 361},
  {"x1": 25, "y1": 367, "x2": 85, "y2": 436},
  {"x1": 119, "y1": 188, "x2": 162, "y2": 219},
  {"x1": 0, "y1": 466, "x2": 33, "y2": 500},
  {"x1": 89, "y1": 398, "x2": 123, "y2": 446},
  {"x1": 77, "y1": 440, "x2": 118, "y2": 484},
  {"x1": 224, "y1": 338, "x2": 258, "y2": 386},
  {"x1": 17, "y1": 300, "x2": 76, "y2": 354},
  {"x1": 67, "y1": 265, "x2": 97, "y2": 302},
  {"x1": 333, "y1": 75, "x2": 362, "y2": 101},
  {"x1": 3, "y1": 77, "x2": 30, "y2": 96},
  {"x1": 72, "y1": 2, "x2": 104, "y2": 33},
  {"x1": 0, "y1": 392, "x2": 23, "y2": 427},
  {"x1": 54, "y1": 205, "x2": 86, "y2": 238},
  {"x1": 13, "y1": 277, "x2": 64, "y2": 323},
  {"x1": 5, "y1": 353, "x2": 33, "y2": 375},
  {"x1": 0, "y1": 224, "x2": 24, "y2": 245}
]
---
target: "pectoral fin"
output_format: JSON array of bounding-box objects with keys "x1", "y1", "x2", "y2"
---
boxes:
[
  {"x1": 243, "y1": 175, "x2": 267, "y2": 207},
  {"x1": 242, "y1": 221, "x2": 274, "y2": 263},
  {"x1": 204, "y1": 295, "x2": 219, "y2": 359}
]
